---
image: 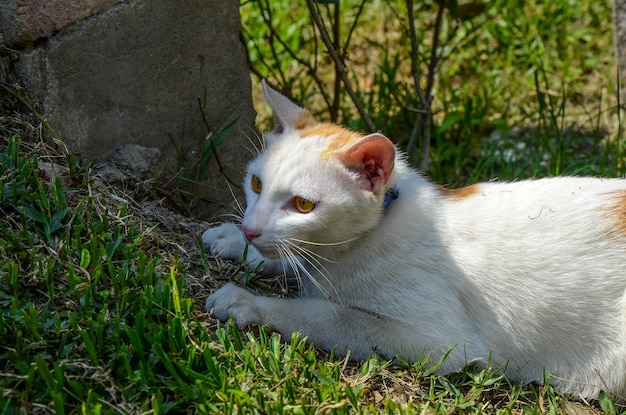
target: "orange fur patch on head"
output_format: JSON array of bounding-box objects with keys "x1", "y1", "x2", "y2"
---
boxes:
[
  {"x1": 439, "y1": 184, "x2": 481, "y2": 201},
  {"x1": 299, "y1": 123, "x2": 364, "y2": 158},
  {"x1": 609, "y1": 190, "x2": 626, "y2": 238},
  {"x1": 295, "y1": 110, "x2": 316, "y2": 130}
]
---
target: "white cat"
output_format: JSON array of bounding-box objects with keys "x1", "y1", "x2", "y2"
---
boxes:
[{"x1": 203, "y1": 80, "x2": 626, "y2": 400}]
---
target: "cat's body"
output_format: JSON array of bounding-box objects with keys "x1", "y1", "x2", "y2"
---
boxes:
[{"x1": 203, "y1": 81, "x2": 626, "y2": 400}]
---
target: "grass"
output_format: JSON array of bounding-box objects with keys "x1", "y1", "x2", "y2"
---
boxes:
[
  {"x1": 1, "y1": 102, "x2": 624, "y2": 415},
  {"x1": 2, "y1": 107, "x2": 624, "y2": 414}
]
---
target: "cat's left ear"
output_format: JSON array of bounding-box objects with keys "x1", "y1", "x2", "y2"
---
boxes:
[
  {"x1": 341, "y1": 133, "x2": 395, "y2": 193},
  {"x1": 262, "y1": 80, "x2": 315, "y2": 134}
]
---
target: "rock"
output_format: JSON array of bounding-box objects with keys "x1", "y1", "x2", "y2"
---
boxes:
[
  {"x1": 1, "y1": 0, "x2": 256, "y2": 218},
  {"x1": 94, "y1": 143, "x2": 161, "y2": 184},
  {"x1": 108, "y1": 144, "x2": 161, "y2": 179},
  {"x1": 0, "y1": 0, "x2": 118, "y2": 47}
]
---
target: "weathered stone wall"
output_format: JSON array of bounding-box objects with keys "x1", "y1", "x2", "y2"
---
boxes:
[{"x1": 0, "y1": 0, "x2": 256, "y2": 218}]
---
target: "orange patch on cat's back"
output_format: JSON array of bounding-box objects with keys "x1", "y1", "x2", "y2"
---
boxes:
[
  {"x1": 609, "y1": 190, "x2": 626, "y2": 238},
  {"x1": 439, "y1": 184, "x2": 481, "y2": 201},
  {"x1": 299, "y1": 123, "x2": 363, "y2": 157}
]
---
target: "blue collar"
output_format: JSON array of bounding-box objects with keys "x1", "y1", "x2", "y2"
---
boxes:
[{"x1": 383, "y1": 185, "x2": 399, "y2": 211}]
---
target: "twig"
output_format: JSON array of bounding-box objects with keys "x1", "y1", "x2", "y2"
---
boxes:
[
  {"x1": 331, "y1": 2, "x2": 341, "y2": 122},
  {"x1": 417, "y1": 1, "x2": 447, "y2": 172},
  {"x1": 426, "y1": 2, "x2": 445, "y2": 97},
  {"x1": 305, "y1": 0, "x2": 376, "y2": 133},
  {"x1": 343, "y1": 0, "x2": 368, "y2": 54},
  {"x1": 257, "y1": 0, "x2": 332, "y2": 111},
  {"x1": 196, "y1": 98, "x2": 240, "y2": 188},
  {"x1": 405, "y1": 0, "x2": 427, "y2": 160},
  {"x1": 405, "y1": 0, "x2": 447, "y2": 171},
  {"x1": 406, "y1": 0, "x2": 427, "y2": 104},
  {"x1": 261, "y1": 0, "x2": 289, "y2": 89},
  {"x1": 0, "y1": 80, "x2": 20, "y2": 90}
]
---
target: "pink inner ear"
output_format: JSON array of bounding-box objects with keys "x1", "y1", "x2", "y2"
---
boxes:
[{"x1": 341, "y1": 133, "x2": 395, "y2": 192}]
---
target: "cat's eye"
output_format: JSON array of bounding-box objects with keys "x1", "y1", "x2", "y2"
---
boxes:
[
  {"x1": 294, "y1": 196, "x2": 316, "y2": 213},
  {"x1": 251, "y1": 175, "x2": 262, "y2": 194}
]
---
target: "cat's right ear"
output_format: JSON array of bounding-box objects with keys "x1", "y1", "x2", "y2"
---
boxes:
[
  {"x1": 262, "y1": 80, "x2": 315, "y2": 134},
  {"x1": 341, "y1": 133, "x2": 396, "y2": 193}
]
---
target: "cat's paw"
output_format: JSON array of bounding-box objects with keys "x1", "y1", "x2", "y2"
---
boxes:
[
  {"x1": 205, "y1": 283, "x2": 261, "y2": 326},
  {"x1": 202, "y1": 223, "x2": 247, "y2": 261}
]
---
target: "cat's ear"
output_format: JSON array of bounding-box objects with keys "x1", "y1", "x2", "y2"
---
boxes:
[
  {"x1": 262, "y1": 79, "x2": 315, "y2": 134},
  {"x1": 341, "y1": 133, "x2": 395, "y2": 193}
]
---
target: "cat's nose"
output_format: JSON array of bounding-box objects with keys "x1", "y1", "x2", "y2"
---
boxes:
[{"x1": 242, "y1": 226, "x2": 261, "y2": 242}]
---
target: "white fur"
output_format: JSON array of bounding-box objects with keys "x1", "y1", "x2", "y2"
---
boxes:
[{"x1": 203, "y1": 82, "x2": 626, "y2": 400}]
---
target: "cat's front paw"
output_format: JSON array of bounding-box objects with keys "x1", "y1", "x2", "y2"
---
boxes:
[
  {"x1": 205, "y1": 283, "x2": 261, "y2": 326},
  {"x1": 202, "y1": 223, "x2": 247, "y2": 261}
]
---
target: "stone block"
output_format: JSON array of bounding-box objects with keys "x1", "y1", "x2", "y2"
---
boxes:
[
  {"x1": 0, "y1": 0, "x2": 119, "y2": 47},
  {"x1": 4, "y1": 0, "x2": 256, "y2": 218}
]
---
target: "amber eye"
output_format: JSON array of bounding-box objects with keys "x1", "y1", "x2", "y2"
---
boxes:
[
  {"x1": 251, "y1": 175, "x2": 262, "y2": 194},
  {"x1": 294, "y1": 196, "x2": 316, "y2": 213}
]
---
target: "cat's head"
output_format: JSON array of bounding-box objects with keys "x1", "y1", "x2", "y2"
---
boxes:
[{"x1": 240, "y1": 81, "x2": 397, "y2": 259}]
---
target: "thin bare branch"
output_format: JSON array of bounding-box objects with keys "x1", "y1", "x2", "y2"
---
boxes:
[
  {"x1": 331, "y1": 2, "x2": 341, "y2": 122},
  {"x1": 343, "y1": 0, "x2": 368, "y2": 54},
  {"x1": 426, "y1": 2, "x2": 446, "y2": 96},
  {"x1": 405, "y1": 0, "x2": 447, "y2": 171},
  {"x1": 306, "y1": 0, "x2": 376, "y2": 133},
  {"x1": 252, "y1": 0, "x2": 333, "y2": 111},
  {"x1": 406, "y1": 0, "x2": 427, "y2": 104}
]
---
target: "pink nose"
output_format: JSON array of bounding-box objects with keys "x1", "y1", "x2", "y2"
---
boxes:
[{"x1": 242, "y1": 226, "x2": 261, "y2": 242}]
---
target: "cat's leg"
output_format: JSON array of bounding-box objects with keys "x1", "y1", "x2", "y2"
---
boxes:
[
  {"x1": 202, "y1": 223, "x2": 285, "y2": 275},
  {"x1": 205, "y1": 283, "x2": 422, "y2": 361}
]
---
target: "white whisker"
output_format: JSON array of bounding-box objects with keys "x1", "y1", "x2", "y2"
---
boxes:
[
  {"x1": 243, "y1": 127, "x2": 265, "y2": 156},
  {"x1": 281, "y1": 244, "x2": 310, "y2": 297},
  {"x1": 287, "y1": 239, "x2": 338, "y2": 264},
  {"x1": 244, "y1": 144, "x2": 259, "y2": 158},
  {"x1": 283, "y1": 240, "x2": 341, "y2": 304},
  {"x1": 216, "y1": 212, "x2": 243, "y2": 223},
  {"x1": 223, "y1": 179, "x2": 245, "y2": 218},
  {"x1": 279, "y1": 242, "x2": 325, "y2": 296},
  {"x1": 277, "y1": 244, "x2": 307, "y2": 297},
  {"x1": 276, "y1": 243, "x2": 305, "y2": 296},
  {"x1": 289, "y1": 236, "x2": 359, "y2": 247}
]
